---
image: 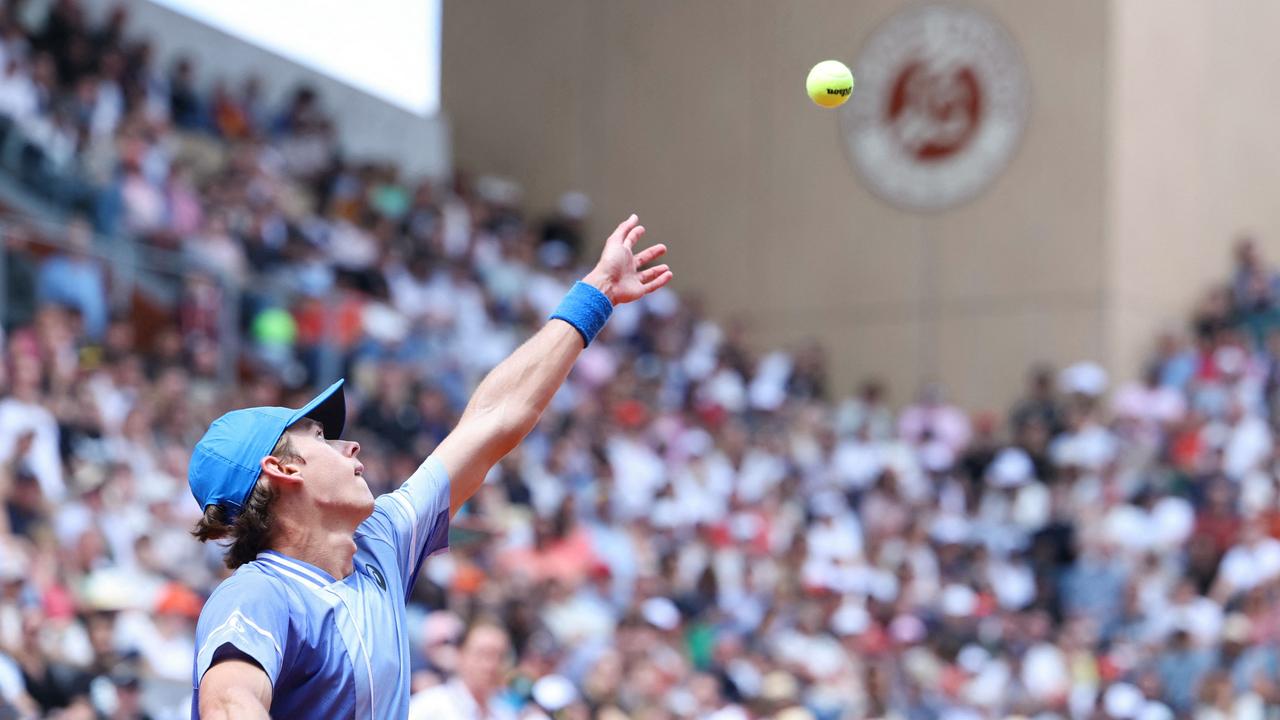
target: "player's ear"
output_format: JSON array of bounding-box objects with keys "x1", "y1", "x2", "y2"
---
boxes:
[{"x1": 260, "y1": 452, "x2": 304, "y2": 487}]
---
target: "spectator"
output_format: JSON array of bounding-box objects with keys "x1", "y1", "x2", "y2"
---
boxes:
[
  {"x1": 407, "y1": 620, "x2": 516, "y2": 720},
  {"x1": 1158, "y1": 630, "x2": 1217, "y2": 713},
  {"x1": 834, "y1": 378, "x2": 894, "y2": 441},
  {"x1": 1112, "y1": 364, "x2": 1187, "y2": 446},
  {"x1": 34, "y1": 217, "x2": 107, "y2": 339},
  {"x1": 0, "y1": 58, "x2": 37, "y2": 124},
  {"x1": 1010, "y1": 365, "x2": 1063, "y2": 436},
  {"x1": 1, "y1": 225, "x2": 38, "y2": 330},
  {"x1": 167, "y1": 56, "x2": 202, "y2": 130},
  {"x1": 898, "y1": 383, "x2": 971, "y2": 454}
]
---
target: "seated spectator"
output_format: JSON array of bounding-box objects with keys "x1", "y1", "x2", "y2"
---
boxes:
[
  {"x1": 167, "y1": 56, "x2": 203, "y2": 130},
  {"x1": 34, "y1": 217, "x2": 106, "y2": 340},
  {"x1": 834, "y1": 378, "x2": 894, "y2": 441},
  {"x1": 1010, "y1": 364, "x2": 1062, "y2": 436},
  {"x1": 898, "y1": 383, "x2": 971, "y2": 454},
  {"x1": 1113, "y1": 364, "x2": 1187, "y2": 445}
]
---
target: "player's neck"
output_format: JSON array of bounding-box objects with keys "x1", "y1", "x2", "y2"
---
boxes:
[{"x1": 270, "y1": 526, "x2": 359, "y2": 580}]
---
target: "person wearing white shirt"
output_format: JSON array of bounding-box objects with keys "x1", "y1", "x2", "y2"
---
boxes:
[
  {"x1": 1222, "y1": 402, "x2": 1272, "y2": 480},
  {"x1": 408, "y1": 621, "x2": 516, "y2": 720},
  {"x1": 1214, "y1": 521, "x2": 1280, "y2": 600},
  {"x1": 0, "y1": 357, "x2": 65, "y2": 501},
  {"x1": 0, "y1": 59, "x2": 35, "y2": 123},
  {"x1": 898, "y1": 384, "x2": 971, "y2": 453},
  {"x1": 1113, "y1": 366, "x2": 1187, "y2": 446}
]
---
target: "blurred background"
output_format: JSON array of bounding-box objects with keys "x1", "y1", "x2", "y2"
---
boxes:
[{"x1": 2, "y1": 0, "x2": 1280, "y2": 718}]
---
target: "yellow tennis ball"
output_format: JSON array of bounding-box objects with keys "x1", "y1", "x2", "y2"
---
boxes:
[{"x1": 806, "y1": 60, "x2": 854, "y2": 108}]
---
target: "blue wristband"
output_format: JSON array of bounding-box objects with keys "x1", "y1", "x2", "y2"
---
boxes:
[{"x1": 551, "y1": 281, "x2": 613, "y2": 346}]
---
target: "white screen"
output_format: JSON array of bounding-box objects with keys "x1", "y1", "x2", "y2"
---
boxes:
[{"x1": 147, "y1": 0, "x2": 440, "y2": 116}]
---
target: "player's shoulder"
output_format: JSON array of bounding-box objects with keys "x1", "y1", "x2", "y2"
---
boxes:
[
  {"x1": 194, "y1": 564, "x2": 300, "y2": 655},
  {"x1": 200, "y1": 562, "x2": 295, "y2": 619},
  {"x1": 217, "y1": 560, "x2": 292, "y2": 590}
]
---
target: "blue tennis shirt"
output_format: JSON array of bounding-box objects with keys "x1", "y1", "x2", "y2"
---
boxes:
[{"x1": 191, "y1": 457, "x2": 451, "y2": 719}]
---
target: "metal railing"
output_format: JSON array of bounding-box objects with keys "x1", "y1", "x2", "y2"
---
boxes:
[
  {"x1": 0, "y1": 202, "x2": 243, "y2": 385},
  {"x1": 0, "y1": 113, "x2": 358, "y2": 391}
]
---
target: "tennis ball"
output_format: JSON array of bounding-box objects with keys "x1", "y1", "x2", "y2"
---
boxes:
[{"x1": 806, "y1": 60, "x2": 854, "y2": 108}]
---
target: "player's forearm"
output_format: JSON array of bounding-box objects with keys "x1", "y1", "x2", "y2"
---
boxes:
[
  {"x1": 461, "y1": 318, "x2": 588, "y2": 449},
  {"x1": 460, "y1": 273, "x2": 615, "y2": 448},
  {"x1": 438, "y1": 275, "x2": 620, "y2": 515}
]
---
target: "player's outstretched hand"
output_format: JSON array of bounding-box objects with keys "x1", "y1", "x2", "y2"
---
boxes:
[{"x1": 583, "y1": 214, "x2": 672, "y2": 306}]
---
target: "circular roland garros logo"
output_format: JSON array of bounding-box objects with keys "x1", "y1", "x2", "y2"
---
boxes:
[{"x1": 841, "y1": 3, "x2": 1029, "y2": 211}]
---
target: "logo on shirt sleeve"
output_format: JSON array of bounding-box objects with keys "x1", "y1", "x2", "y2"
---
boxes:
[{"x1": 366, "y1": 563, "x2": 387, "y2": 592}]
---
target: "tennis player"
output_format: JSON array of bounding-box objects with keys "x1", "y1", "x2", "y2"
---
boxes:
[{"x1": 188, "y1": 215, "x2": 670, "y2": 719}]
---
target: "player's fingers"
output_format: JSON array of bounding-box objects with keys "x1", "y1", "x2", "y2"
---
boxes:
[
  {"x1": 609, "y1": 214, "x2": 639, "y2": 245},
  {"x1": 638, "y1": 264, "x2": 670, "y2": 284},
  {"x1": 634, "y1": 243, "x2": 667, "y2": 268},
  {"x1": 643, "y1": 269, "x2": 674, "y2": 293},
  {"x1": 623, "y1": 224, "x2": 645, "y2": 250}
]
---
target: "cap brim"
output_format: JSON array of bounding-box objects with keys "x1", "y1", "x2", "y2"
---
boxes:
[{"x1": 289, "y1": 379, "x2": 346, "y2": 439}]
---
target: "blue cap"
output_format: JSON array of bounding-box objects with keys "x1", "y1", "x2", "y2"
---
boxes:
[{"x1": 188, "y1": 379, "x2": 347, "y2": 516}]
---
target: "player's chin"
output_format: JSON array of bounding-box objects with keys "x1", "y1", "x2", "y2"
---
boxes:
[
  {"x1": 350, "y1": 477, "x2": 375, "y2": 510},
  {"x1": 355, "y1": 478, "x2": 374, "y2": 500},
  {"x1": 353, "y1": 492, "x2": 376, "y2": 520}
]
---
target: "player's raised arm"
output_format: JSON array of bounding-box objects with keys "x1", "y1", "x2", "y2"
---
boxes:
[{"x1": 434, "y1": 213, "x2": 671, "y2": 516}]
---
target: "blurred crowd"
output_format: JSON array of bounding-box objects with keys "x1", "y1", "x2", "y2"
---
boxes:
[{"x1": 3, "y1": 2, "x2": 1280, "y2": 720}]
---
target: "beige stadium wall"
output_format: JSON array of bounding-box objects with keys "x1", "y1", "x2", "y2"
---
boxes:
[
  {"x1": 1107, "y1": 0, "x2": 1280, "y2": 388},
  {"x1": 442, "y1": 0, "x2": 1280, "y2": 412}
]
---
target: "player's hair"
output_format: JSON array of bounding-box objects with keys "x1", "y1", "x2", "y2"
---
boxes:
[{"x1": 190, "y1": 432, "x2": 298, "y2": 569}]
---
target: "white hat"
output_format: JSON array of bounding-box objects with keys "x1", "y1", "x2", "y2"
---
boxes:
[
  {"x1": 82, "y1": 568, "x2": 162, "y2": 612},
  {"x1": 1214, "y1": 346, "x2": 1246, "y2": 375},
  {"x1": 532, "y1": 674, "x2": 577, "y2": 712},
  {"x1": 0, "y1": 546, "x2": 28, "y2": 583},
  {"x1": 889, "y1": 614, "x2": 926, "y2": 644},
  {"x1": 957, "y1": 644, "x2": 990, "y2": 673},
  {"x1": 920, "y1": 441, "x2": 955, "y2": 473},
  {"x1": 641, "y1": 597, "x2": 681, "y2": 631},
  {"x1": 1150, "y1": 496, "x2": 1194, "y2": 547},
  {"x1": 988, "y1": 448, "x2": 1034, "y2": 488},
  {"x1": 1135, "y1": 701, "x2": 1173, "y2": 720},
  {"x1": 422, "y1": 610, "x2": 464, "y2": 647},
  {"x1": 930, "y1": 515, "x2": 971, "y2": 545},
  {"x1": 830, "y1": 603, "x2": 871, "y2": 636},
  {"x1": 361, "y1": 303, "x2": 410, "y2": 344},
  {"x1": 1223, "y1": 612, "x2": 1253, "y2": 643},
  {"x1": 810, "y1": 490, "x2": 848, "y2": 519},
  {"x1": 1103, "y1": 683, "x2": 1144, "y2": 719},
  {"x1": 1060, "y1": 361, "x2": 1108, "y2": 396},
  {"x1": 941, "y1": 584, "x2": 978, "y2": 618},
  {"x1": 677, "y1": 428, "x2": 714, "y2": 458},
  {"x1": 557, "y1": 191, "x2": 591, "y2": 219},
  {"x1": 475, "y1": 175, "x2": 523, "y2": 206},
  {"x1": 137, "y1": 471, "x2": 180, "y2": 505},
  {"x1": 760, "y1": 671, "x2": 799, "y2": 702}
]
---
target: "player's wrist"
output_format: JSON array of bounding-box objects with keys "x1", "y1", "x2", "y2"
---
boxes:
[
  {"x1": 582, "y1": 269, "x2": 618, "y2": 306},
  {"x1": 550, "y1": 280, "x2": 613, "y2": 346}
]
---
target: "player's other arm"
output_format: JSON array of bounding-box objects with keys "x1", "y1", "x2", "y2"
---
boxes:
[
  {"x1": 199, "y1": 660, "x2": 272, "y2": 720},
  {"x1": 435, "y1": 214, "x2": 671, "y2": 517}
]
